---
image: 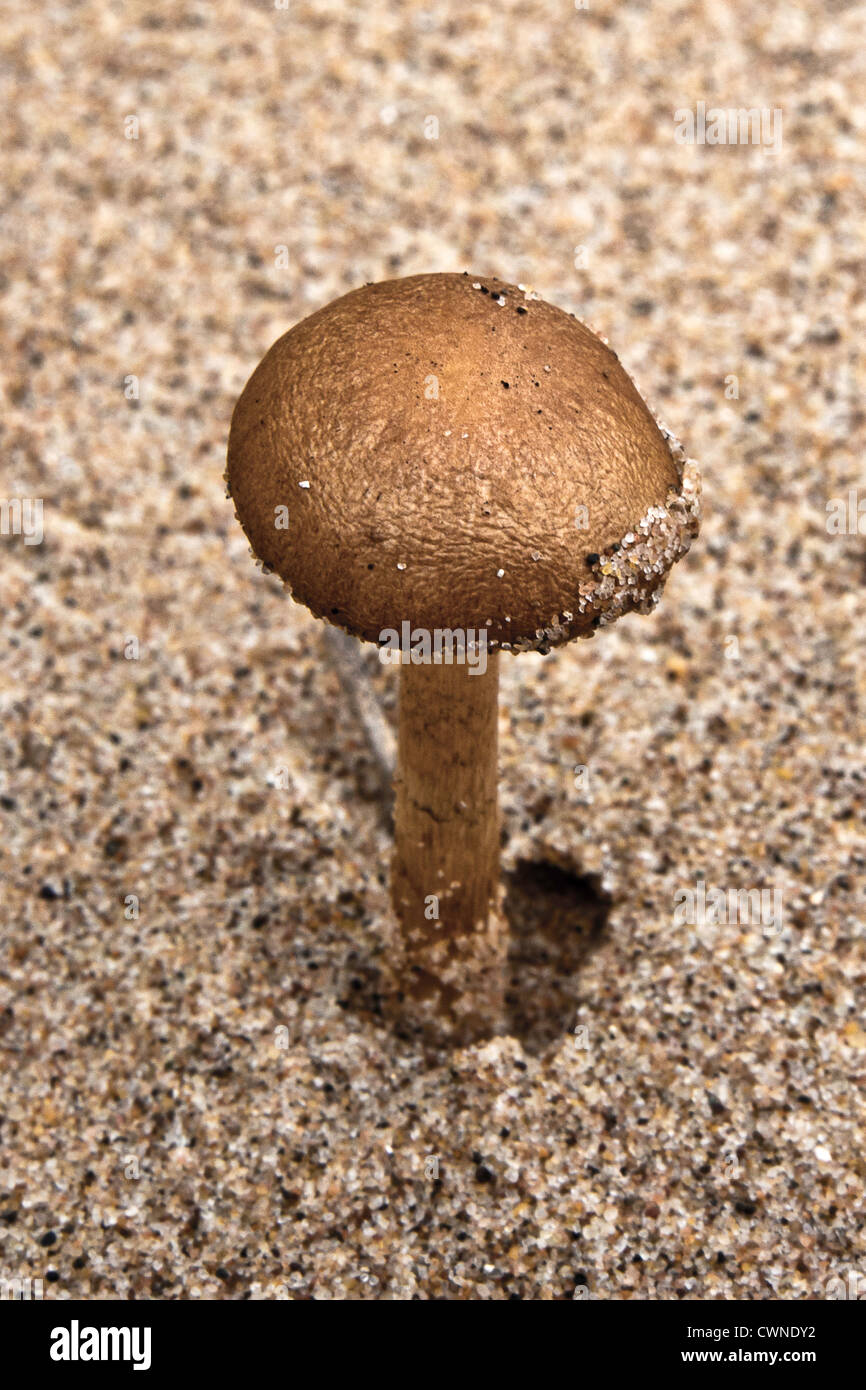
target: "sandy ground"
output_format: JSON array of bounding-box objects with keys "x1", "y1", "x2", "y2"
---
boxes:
[{"x1": 0, "y1": 0, "x2": 864, "y2": 1298}]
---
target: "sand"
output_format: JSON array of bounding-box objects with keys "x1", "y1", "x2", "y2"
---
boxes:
[{"x1": 0, "y1": 0, "x2": 863, "y2": 1299}]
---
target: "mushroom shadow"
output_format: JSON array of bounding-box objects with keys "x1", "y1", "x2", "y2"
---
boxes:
[
  {"x1": 340, "y1": 858, "x2": 613, "y2": 1060},
  {"x1": 504, "y1": 858, "x2": 612, "y2": 1054}
]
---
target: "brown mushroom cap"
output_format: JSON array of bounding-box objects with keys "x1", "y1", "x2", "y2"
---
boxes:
[{"x1": 227, "y1": 272, "x2": 699, "y2": 650}]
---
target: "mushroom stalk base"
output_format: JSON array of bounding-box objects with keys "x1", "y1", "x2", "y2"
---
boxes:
[{"x1": 389, "y1": 652, "x2": 505, "y2": 1046}]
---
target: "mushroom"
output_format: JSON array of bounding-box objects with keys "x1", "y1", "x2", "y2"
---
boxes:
[{"x1": 226, "y1": 272, "x2": 701, "y2": 1045}]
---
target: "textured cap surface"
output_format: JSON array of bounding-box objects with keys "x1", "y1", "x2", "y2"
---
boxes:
[{"x1": 227, "y1": 272, "x2": 696, "y2": 649}]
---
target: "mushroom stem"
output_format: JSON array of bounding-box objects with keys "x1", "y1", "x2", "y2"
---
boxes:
[{"x1": 390, "y1": 651, "x2": 505, "y2": 1043}]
